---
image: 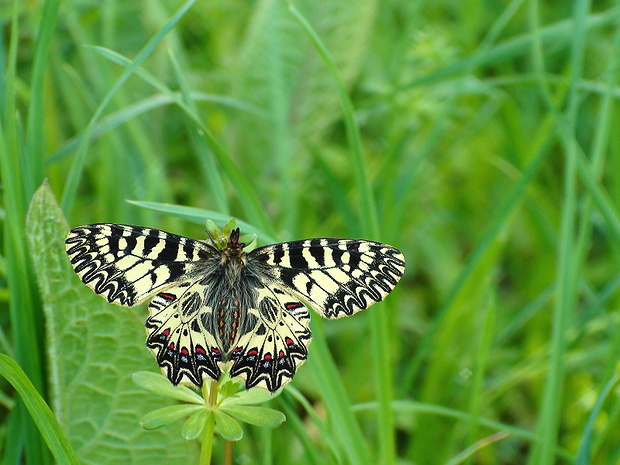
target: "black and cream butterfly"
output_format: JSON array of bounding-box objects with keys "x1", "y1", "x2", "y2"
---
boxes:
[{"x1": 65, "y1": 223, "x2": 405, "y2": 392}]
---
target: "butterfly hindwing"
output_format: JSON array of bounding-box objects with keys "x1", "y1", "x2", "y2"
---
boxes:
[
  {"x1": 145, "y1": 273, "x2": 311, "y2": 391},
  {"x1": 65, "y1": 223, "x2": 215, "y2": 306},
  {"x1": 228, "y1": 281, "x2": 311, "y2": 391},
  {"x1": 146, "y1": 280, "x2": 222, "y2": 386},
  {"x1": 249, "y1": 238, "x2": 406, "y2": 319}
]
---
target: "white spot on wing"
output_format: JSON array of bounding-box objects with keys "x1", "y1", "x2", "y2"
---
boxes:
[
  {"x1": 321, "y1": 247, "x2": 337, "y2": 267},
  {"x1": 147, "y1": 239, "x2": 167, "y2": 260},
  {"x1": 115, "y1": 255, "x2": 141, "y2": 270},
  {"x1": 124, "y1": 265, "x2": 149, "y2": 285},
  {"x1": 302, "y1": 248, "x2": 317, "y2": 267},
  {"x1": 134, "y1": 236, "x2": 147, "y2": 255}
]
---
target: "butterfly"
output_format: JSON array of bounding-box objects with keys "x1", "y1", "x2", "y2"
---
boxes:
[{"x1": 65, "y1": 223, "x2": 405, "y2": 392}]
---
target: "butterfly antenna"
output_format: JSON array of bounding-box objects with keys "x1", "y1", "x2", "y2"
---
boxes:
[{"x1": 227, "y1": 228, "x2": 245, "y2": 250}]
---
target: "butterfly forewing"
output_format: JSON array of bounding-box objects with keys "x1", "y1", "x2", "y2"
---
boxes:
[
  {"x1": 65, "y1": 224, "x2": 215, "y2": 306},
  {"x1": 65, "y1": 223, "x2": 405, "y2": 392},
  {"x1": 249, "y1": 238, "x2": 406, "y2": 319}
]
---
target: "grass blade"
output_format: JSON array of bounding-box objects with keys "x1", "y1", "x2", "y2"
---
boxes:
[
  {"x1": 575, "y1": 374, "x2": 620, "y2": 465},
  {"x1": 60, "y1": 0, "x2": 198, "y2": 215},
  {"x1": 0, "y1": 4, "x2": 47, "y2": 462},
  {"x1": 127, "y1": 200, "x2": 278, "y2": 244},
  {"x1": 307, "y1": 321, "x2": 372, "y2": 464},
  {"x1": 288, "y1": 6, "x2": 397, "y2": 463},
  {"x1": 23, "y1": 0, "x2": 60, "y2": 198},
  {"x1": 0, "y1": 355, "x2": 80, "y2": 465},
  {"x1": 527, "y1": 1, "x2": 590, "y2": 463}
]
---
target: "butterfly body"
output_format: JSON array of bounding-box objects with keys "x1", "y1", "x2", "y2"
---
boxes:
[{"x1": 66, "y1": 223, "x2": 405, "y2": 391}]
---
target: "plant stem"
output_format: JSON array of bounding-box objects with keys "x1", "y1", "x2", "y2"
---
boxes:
[
  {"x1": 207, "y1": 379, "x2": 219, "y2": 406},
  {"x1": 200, "y1": 413, "x2": 215, "y2": 465},
  {"x1": 223, "y1": 440, "x2": 234, "y2": 465},
  {"x1": 199, "y1": 380, "x2": 219, "y2": 465}
]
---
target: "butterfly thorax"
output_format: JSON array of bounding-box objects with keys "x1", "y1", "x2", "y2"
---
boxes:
[{"x1": 219, "y1": 249, "x2": 247, "y2": 282}]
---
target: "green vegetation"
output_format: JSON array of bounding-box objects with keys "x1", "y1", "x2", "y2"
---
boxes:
[{"x1": 1, "y1": 0, "x2": 620, "y2": 464}]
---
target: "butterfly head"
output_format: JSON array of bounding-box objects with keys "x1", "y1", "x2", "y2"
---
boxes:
[
  {"x1": 226, "y1": 228, "x2": 246, "y2": 251},
  {"x1": 219, "y1": 228, "x2": 249, "y2": 282}
]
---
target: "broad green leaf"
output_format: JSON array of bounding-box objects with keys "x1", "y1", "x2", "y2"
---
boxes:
[
  {"x1": 141, "y1": 405, "x2": 205, "y2": 430},
  {"x1": 213, "y1": 410, "x2": 243, "y2": 441},
  {"x1": 220, "y1": 388, "x2": 276, "y2": 406},
  {"x1": 221, "y1": 405, "x2": 286, "y2": 428},
  {"x1": 26, "y1": 183, "x2": 193, "y2": 464},
  {"x1": 181, "y1": 409, "x2": 209, "y2": 440},
  {"x1": 132, "y1": 372, "x2": 204, "y2": 404}
]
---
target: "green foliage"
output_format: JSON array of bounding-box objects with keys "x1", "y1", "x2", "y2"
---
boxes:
[
  {"x1": 133, "y1": 371, "x2": 285, "y2": 436},
  {"x1": 2, "y1": 0, "x2": 620, "y2": 464},
  {"x1": 25, "y1": 183, "x2": 192, "y2": 464},
  {"x1": 133, "y1": 371, "x2": 285, "y2": 462}
]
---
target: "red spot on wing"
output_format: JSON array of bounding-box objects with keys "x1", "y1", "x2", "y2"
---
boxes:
[
  {"x1": 247, "y1": 349, "x2": 258, "y2": 356},
  {"x1": 285, "y1": 302, "x2": 303, "y2": 310},
  {"x1": 196, "y1": 346, "x2": 206, "y2": 354},
  {"x1": 159, "y1": 293, "x2": 177, "y2": 301},
  {"x1": 264, "y1": 354, "x2": 272, "y2": 361}
]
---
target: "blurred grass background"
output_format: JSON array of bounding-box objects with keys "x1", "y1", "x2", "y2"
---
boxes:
[{"x1": 2, "y1": 0, "x2": 620, "y2": 464}]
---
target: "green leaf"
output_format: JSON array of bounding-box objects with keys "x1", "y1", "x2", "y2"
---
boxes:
[
  {"x1": 26, "y1": 183, "x2": 192, "y2": 464},
  {"x1": 0, "y1": 355, "x2": 80, "y2": 465},
  {"x1": 220, "y1": 388, "x2": 277, "y2": 406},
  {"x1": 213, "y1": 410, "x2": 244, "y2": 441},
  {"x1": 221, "y1": 405, "x2": 286, "y2": 428},
  {"x1": 216, "y1": 378, "x2": 244, "y2": 399},
  {"x1": 181, "y1": 409, "x2": 210, "y2": 440},
  {"x1": 141, "y1": 405, "x2": 205, "y2": 430},
  {"x1": 132, "y1": 372, "x2": 204, "y2": 404},
  {"x1": 127, "y1": 200, "x2": 278, "y2": 244}
]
